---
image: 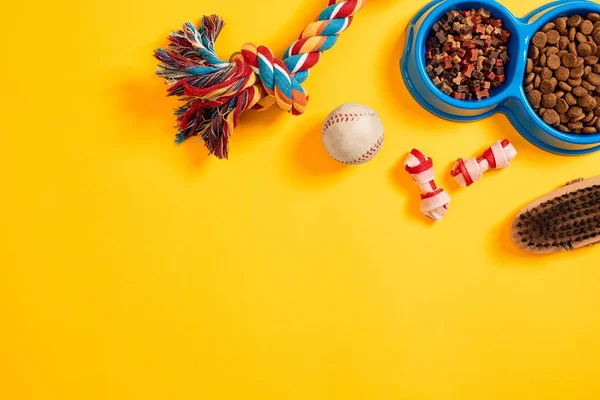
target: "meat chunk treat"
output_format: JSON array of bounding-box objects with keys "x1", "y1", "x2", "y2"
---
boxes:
[
  {"x1": 425, "y1": 8, "x2": 512, "y2": 101},
  {"x1": 524, "y1": 13, "x2": 600, "y2": 134}
]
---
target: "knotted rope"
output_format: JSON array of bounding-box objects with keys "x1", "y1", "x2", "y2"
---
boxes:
[
  {"x1": 451, "y1": 139, "x2": 517, "y2": 187},
  {"x1": 405, "y1": 149, "x2": 451, "y2": 222},
  {"x1": 154, "y1": 0, "x2": 365, "y2": 159}
]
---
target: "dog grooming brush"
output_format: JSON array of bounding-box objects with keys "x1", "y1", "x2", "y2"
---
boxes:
[{"x1": 511, "y1": 176, "x2": 600, "y2": 254}]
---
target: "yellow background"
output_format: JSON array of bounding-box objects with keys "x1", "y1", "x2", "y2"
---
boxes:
[{"x1": 2, "y1": 0, "x2": 600, "y2": 398}]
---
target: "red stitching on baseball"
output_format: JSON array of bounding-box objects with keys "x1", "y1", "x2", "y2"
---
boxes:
[
  {"x1": 322, "y1": 112, "x2": 378, "y2": 137},
  {"x1": 340, "y1": 134, "x2": 384, "y2": 165},
  {"x1": 322, "y1": 110, "x2": 383, "y2": 164}
]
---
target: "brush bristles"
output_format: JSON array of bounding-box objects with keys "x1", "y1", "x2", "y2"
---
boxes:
[{"x1": 516, "y1": 185, "x2": 600, "y2": 251}]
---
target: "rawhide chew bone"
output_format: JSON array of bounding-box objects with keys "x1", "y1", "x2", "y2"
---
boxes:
[
  {"x1": 154, "y1": 0, "x2": 365, "y2": 159},
  {"x1": 405, "y1": 149, "x2": 451, "y2": 222},
  {"x1": 451, "y1": 139, "x2": 517, "y2": 187}
]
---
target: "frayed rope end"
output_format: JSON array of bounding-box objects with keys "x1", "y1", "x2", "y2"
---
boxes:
[{"x1": 154, "y1": 16, "x2": 260, "y2": 159}]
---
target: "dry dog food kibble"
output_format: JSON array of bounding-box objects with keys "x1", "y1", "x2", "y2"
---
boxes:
[
  {"x1": 524, "y1": 13, "x2": 600, "y2": 134},
  {"x1": 425, "y1": 8, "x2": 512, "y2": 100}
]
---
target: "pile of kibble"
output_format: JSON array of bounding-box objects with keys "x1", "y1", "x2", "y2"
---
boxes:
[
  {"x1": 425, "y1": 8, "x2": 512, "y2": 100},
  {"x1": 525, "y1": 13, "x2": 600, "y2": 134}
]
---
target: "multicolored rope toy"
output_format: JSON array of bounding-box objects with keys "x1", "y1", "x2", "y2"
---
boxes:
[
  {"x1": 451, "y1": 139, "x2": 517, "y2": 187},
  {"x1": 405, "y1": 149, "x2": 451, "y2": 222},
  {"x1": 154, "y1": 0, "x2": 365, "y2": 159}
]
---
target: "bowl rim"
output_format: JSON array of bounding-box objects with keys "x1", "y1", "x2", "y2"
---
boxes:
[
  {"x1": 414, "y1": 0, "x2": 522, "y2": 109},
  {"x1": 409, "y1": 0, "x2": 600, "y2": 146},
  {"x1": 518, "y1": 1, "x2": 600, "y2": 144}
]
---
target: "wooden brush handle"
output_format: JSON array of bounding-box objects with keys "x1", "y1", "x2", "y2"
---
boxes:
[{"x1": 511, "y1": 176, "x2": 600, "y2": 254}]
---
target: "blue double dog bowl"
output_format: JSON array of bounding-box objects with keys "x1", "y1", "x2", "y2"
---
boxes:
[{"x1": 401, "y1": 0, "x2": 600, "y2": 155}]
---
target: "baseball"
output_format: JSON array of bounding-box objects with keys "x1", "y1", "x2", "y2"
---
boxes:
[{"x1": 321, "y1": 103, "x2": 385, "y2": 165}]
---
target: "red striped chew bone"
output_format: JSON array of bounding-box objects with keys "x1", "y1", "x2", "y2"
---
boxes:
[
  {"x1": 405, "y1": 149, "x2": 451, "y2": 222},
  {"x1": 451, "y1": 139, "x2": 517, "y2": 187}
]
